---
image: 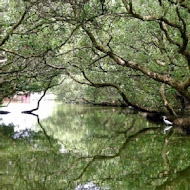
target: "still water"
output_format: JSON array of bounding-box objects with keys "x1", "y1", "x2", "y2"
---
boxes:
[{"x1": 0, "y1": 101, "x2": 190, "y2": 190}]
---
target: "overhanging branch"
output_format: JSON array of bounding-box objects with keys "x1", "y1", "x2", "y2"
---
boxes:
[
  {"x1": 82, "y1": 26, "x2": 190, "y2": 102},
  {"x1": 67, "y1": 66, "x2": 164, "y2": 113}
]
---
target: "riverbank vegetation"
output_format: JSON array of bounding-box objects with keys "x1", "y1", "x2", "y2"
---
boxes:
[{"x1": 0, "y1": 0, "x2": 189, "y2": 116}]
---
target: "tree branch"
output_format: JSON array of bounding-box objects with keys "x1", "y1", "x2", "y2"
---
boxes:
[
  {"x1": 160, "y1": 84, "x2": 177, "y2": 116},
  {"x1": 182, "y1": 78, "x2": 190, "y2": 90},
  {"x1": 82, "y1": 26, "x2": 190, "y2": 102},
  {"x1": 0, "y1": 5, "x2": 32, "y2": 47},
  {"x1": 67, "y1": 66, "x2": 164, "y2": 113}
]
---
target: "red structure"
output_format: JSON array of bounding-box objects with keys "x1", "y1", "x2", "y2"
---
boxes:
[{"x1": 4, "y1": 93, "x2": 31, "y2": 103}]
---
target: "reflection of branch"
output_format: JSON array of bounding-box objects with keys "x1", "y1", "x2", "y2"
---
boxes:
[
  {"x1": 56, "y1": 126, "x2": 161, "y2": 183},
  {"x1": 156, "y1": 158, "x2": 190, "y2": 189},
  {"x1": 113, "y1": 119, "x2": 135, "y2": 135},
  {"x1": 36, "y1": 114, "x2": 52, "y2": 147},
  {"x1": 160, "y1": 131, "x2": 173, "y2": 177},
  {"x1": 93, "y1": 126, "x2": 160, "y2": 160},
  {"x1": 23, "y1": 112, "x2": 52, "y2": 147},
  {"x1": 73, "y1": 158, "x2": 95, "y2": 181}
]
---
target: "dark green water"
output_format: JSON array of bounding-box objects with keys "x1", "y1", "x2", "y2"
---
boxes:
[{"x1": 0, "y1": 102, "x2": 190, "y2": 190}]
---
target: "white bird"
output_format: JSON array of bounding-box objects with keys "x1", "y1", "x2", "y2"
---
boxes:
[
  {"x1": 163, "y1": 116, "x2": 173, "y2": 125},
  {"x1": 163, "y1": 126, "x2": 173, "y2": 134},
  {"x1": 163, "y1": 116, "x2": 173, "y2": 134}
]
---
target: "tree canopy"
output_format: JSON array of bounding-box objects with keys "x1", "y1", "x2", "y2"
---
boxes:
[{"x1": 0, "y1": 0, "x2": 190, "y2": 115}]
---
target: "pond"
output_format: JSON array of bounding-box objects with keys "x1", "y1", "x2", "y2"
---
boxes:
[{"x1": 0, "y1": 101, "x2": 190, "y2": 189}]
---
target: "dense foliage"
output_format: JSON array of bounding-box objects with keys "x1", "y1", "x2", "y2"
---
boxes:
[{"x1": 0, "y1": 0, "x2": 190, "y2": 114}]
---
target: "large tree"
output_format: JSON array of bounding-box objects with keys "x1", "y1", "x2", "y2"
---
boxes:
[{"x1": 0, "y1": 0, "x2": 189, "y2": 115}]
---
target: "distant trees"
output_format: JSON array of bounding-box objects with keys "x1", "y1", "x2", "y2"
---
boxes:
[{"x1": 0, "y1": 0, "x2": 189, "y2": 115}]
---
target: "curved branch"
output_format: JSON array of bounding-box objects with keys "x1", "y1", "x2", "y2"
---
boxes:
[
  {"x1": 82, "y1": 26, "x2": 190, "y2": 102},
  {"x1": 159, "y1": 21, "x2": 180, "y2": 48},
  {"x1": 160, "y1": 84, "x2": 177, "y2": 116},
  {"x1": 67, "y1": 67, "x2": 164, "y2": 113},
  {"x1": 0, "y1": 5, "x2": 32, "y2": 47},
  {"x1": 122, "y1": 0, "x2": 190, "y2": 68},
  {"x1": 22, "y1": 80, "x2": 52, "y2": 114},
  {"x1": 166, "y1": 0, "x2": 190, "y2": 13},
  {"x1": 182, "y1": 78, "x2": 190, "y2": 90}
]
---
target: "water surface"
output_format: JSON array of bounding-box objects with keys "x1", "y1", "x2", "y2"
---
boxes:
[{"x1": 0, "y1": 102, "x2": 190, "y2": 189}]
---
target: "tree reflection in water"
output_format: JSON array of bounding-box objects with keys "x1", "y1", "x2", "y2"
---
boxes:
[{"x1": 0, "y1": 104, "x2": 190, "y2": 189}]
